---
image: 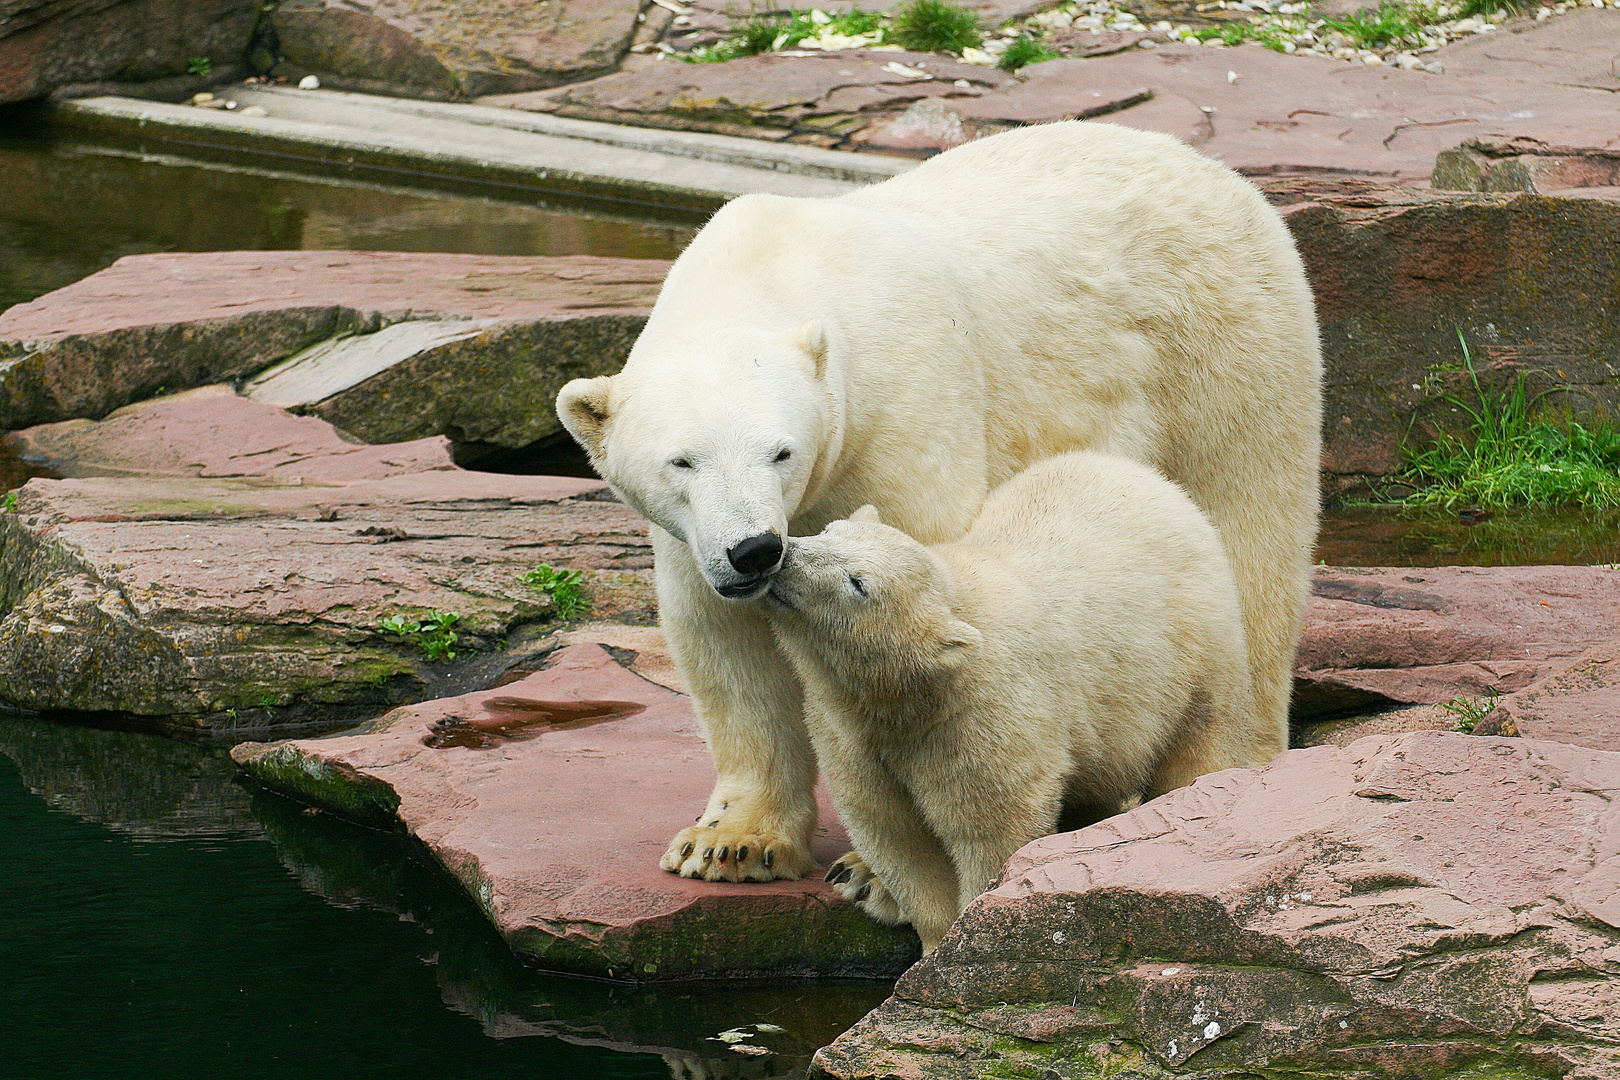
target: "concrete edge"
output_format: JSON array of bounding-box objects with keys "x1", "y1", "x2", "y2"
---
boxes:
[
  {"x1": 240, "y1": 86, "x2": 918, "y2": 185},
  {"x1": 48, "y1": 96, "x2": 862, "y2": 214}
]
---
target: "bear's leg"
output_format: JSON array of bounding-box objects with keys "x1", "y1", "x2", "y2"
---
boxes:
[
  {"x1": 824, "y1": 852, "x2": 906, "y2": 926},
  {"x1": 655, "y1": 529, "x2": 819, "y2": 882},
  {"x1": 1146, "y1": 677, "x2": 1258, "y2": 798},
  {"x1": 818, "y1": 747, "x2": 961, "y2": 951}
]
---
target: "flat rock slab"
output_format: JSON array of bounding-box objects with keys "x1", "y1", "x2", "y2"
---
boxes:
[
  {"x1": 528, "y1": 8, "x2": 1620, "y2": 166},
  {"x1": 1294, "y1": 564, "x2": 1620, "y2": 719},
  {"x1": 0, "y1": 463, "x2": 653, "y2": 732},
  {"x1": 0, "y1": 250, "x2": 667, "y2": 438},
  {"x1": 0, "y1": 0, "x2": 258, "y2": 104},
  {"x1": 232, "y1": 642, "x2": 920, "y2": 980},
  {"x1": 814, "y1": 730, "x2": 1620, "y2": 1079},
  {"x1": 272, "y1": 0, "x2": 643, "y2": 98},
  {"x1": 5, "y1": 384, "x2": 455, "y2": 481}
]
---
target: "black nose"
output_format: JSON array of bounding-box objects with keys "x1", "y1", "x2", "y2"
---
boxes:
[{"x1": 728, "y1": 532, "x2": 784, "y2": 575}]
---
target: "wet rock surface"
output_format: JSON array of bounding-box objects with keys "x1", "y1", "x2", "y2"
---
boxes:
[
  {"x1": 1293, "y1": 564, "x2": 1620, "y2": 719},
  {"x1": 0, "y1": 0, "x2": 258, "y2": 104},
  {"x1": 271, "y1": 0, "x2": 646, "y2": 98},
  {"x1": 0, "y1": 250, "x2": 666, "y2": 439},
  {"x1": 813, "y1": 730, "x2": 1620, "y2": 1080},
  {"x1": 233, "y1": 642, "x2": 922, "y2": 980},
  {"x1": 0, "y1": 423, "x2": 652, "y2": 732}
]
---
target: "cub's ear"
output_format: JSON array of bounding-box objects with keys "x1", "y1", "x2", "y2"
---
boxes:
[
  {"x1": 849, "y1": 504, "x2": 882, "y2": 524},
  {"x1": 936, "y1": 619, "x2": 983, "y2": 669},
  {"x1": 556, "y1": 377, "x2": 614, "y2": 455},
  {"x1": 791, "y1": 320, "x2": 829, "y2": 378}
]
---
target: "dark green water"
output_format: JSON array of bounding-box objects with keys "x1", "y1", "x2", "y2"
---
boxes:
[
  {"x1": 0, "y1": 104, "x2": 697, "y2": 317},
  {"x1": 0, "y1": 717, "x2": 888, "y2": 1079}
]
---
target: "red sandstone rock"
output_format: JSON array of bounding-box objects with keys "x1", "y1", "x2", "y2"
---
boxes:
[
  {"x1": 0, "y1": 250, "x2": 666, "y2": 440},
  {"x1": 270, "y1": 0, "x2": 643, "y2": 98},
  {"x1": 1294, "y1": 565, "x2": 1620, "y2": 719},
  {"x1": 232, "y1": 642, "x2": 920, "y2": 979},
  {"x1": 0, "y1": 0, "x2": 258, "y2": 104},
  {"x1": 813, "y1": 730, "x2": 1620, "y2": 1079},
  {"x1": 5, "y1": 384, "x2": 455, "y2": 481},
  {"x1": 1488, "y1": 640, "x2": 1620, "y2": 753}
]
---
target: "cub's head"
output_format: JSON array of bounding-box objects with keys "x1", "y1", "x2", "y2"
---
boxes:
[
  {"x1": 555, "y1": 321, "x2": 839, "y2": 601},
  {"x1": 764, "y1": 506, "x2": 983, "y2": 693}
]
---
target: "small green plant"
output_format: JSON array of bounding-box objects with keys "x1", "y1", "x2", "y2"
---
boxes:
[
  {"x1": 522, "y1": 564, "x2": 591, "y2": 619},
  {"x1": 890, "y1": 0, "x2": 981, "y2": 53},
  {"x1": 1397, "y1": 331, "x2": 1620, "y2": 510},
  {"x1": 1439, "y1": 690, "x2": 1498, "y2": 733},
  {"x1": 1322, "y1": 1, "x2": 1430, "y2": 49},
  {"x1": 997, "y1": 34, "x2": 1059, "y2": 70},
  {"x1": 379, "y1": 609, "x2": 462, "y2": 661},
  {"x1": 688, "y1": 6, "x2": 887, "y2": 62},
  {"x1": 187, "y1": 56, "x2": 213, "y2": 77},
  {"x1": 2, "y1": 491, "x2": 16, "y2": 513}
]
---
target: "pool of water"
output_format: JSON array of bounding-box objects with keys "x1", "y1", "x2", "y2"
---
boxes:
[
  {"x1": 0, "y1": 715, "x2": 888, "y2": 1079},
  {"x1": 1316, "y1": 505, "x2": 1620, "y2": 567},
  {"x1": 0, "y1": 104, "x2": 697, "y2": 316}
]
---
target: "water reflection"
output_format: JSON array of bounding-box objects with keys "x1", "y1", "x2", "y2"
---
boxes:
[
  {"x1": 0, "y1": 716, "x2": 888, "y2": 1079},
  {"x1": 1317, "y1": 504, "x2": 1620, "y2": 567},
  {"x1": 0, "y1": 108, "x2": 696, "y2": 315}
]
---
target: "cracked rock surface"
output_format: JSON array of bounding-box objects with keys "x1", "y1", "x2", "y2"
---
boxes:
[
  {"x1": 232, "y1": 642, "x2": 922, "y2": 980},
  {"x1": 812, "y1": 730, "x2": 1620, "y2": 1080}
]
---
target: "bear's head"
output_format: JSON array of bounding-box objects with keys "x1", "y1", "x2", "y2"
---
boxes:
[
  {"x1": 764, "y1": 506, "x2": 983, "y2": 696},
  {"x1": 556, "y1": 321, "x2": 841, "y2": 600}
]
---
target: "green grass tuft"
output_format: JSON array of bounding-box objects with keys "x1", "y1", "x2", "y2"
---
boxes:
[
  {"x1": 187, "y1": 56, "x2": 213, "y2": 77},
  {"x1": 687, "y1": 6, "x2": 887, "y2": 62},
  {"x1": 997, "y1": 34, "x2": 1059, "y2": 70},
  {"x1": 1397, "y1": 331, "x2": 1620, "y2": 510},
  {"x1": 890, "y1": 0, "x2": 982, "y2": 53},
  {"x1": 1440, "y1": 691, "x2": 1498, "y2": 733},
  {"x1": 2, "y1": 491, "x2": 16, "y2": 514},
  {"x1": 1322, "y1": 1, "x2": 1431, "y2": 49},
  {"x1": 522, "y1": 564, "x2": 591, "y2": 619}
]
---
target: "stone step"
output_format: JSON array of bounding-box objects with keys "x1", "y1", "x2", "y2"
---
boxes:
[{"x1": 231, "y1": 642, "x2": 922, "y2": 981}]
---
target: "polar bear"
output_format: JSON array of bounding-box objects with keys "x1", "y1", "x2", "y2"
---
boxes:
[
  {"x1": 556, "y1": 120, "x2": 1321, "y2": 883},
  {"x1": 762, "y1": 452, "x2": 1256, "y2": 950}
]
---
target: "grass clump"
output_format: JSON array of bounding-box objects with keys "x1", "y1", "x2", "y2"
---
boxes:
[
  {"x1": 1440, "y1": 691, "x2": 1498, "y2": 733},
  {"x1": 688, "y1": 6, "x2": 887, "y2": 61},
  {"x1": 1397, "y1": 331, "x2": 1620, "y2": 511},
  {"x1": 187, "y1": 56, "x2": 213, "y2": 77},
  {"x1": 997, "y1": 34, "x2": 1059, "y2": 69},
  {"x1": 2, "y1": 491, "x2": 16, "y2": 513},
  {"x1": 379, "y1": 610, "x2": 462, "y2": 662},
  {"x1": 522, "y1": 563, "x2": 591, "y2": 619},
  {"x1": 1322, "y1": 1, "x2": 1431, "y2": 48},
  {"x1": 890, "y1": 0, "x2": 982, "y2": 52}
]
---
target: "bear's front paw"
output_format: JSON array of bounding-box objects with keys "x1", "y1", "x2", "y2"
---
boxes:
[
  {"x1": 826, "y1": 851, "x2": 906, "y2": 926},
  {"x1": 660, "y1": 822, "x2": 815, "y2": 882}
]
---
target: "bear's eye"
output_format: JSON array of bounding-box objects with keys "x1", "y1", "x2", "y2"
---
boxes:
[
  {"x1": 671, "y1": 457, "x2": 693, "y2": 470},
  {"x1": 773, "y1": 448, "x2": 792, "y2": 463},
  {"x1": 848, "y1": 574, "x2": 867, "y2": 597}
]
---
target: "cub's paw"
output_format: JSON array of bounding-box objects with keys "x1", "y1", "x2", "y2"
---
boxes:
[
  {"x1": 660, "y1": 821, "x2": 815, "y2": 882},
  {"x1": 826, "y1": 851, "x2": 906, "y2": 926}
]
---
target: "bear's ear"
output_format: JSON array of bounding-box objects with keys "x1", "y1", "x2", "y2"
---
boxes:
[
  {"x1": 556, "y1": 377, "x2": 614, "y2": 455},
  {"x1": 792, "y1": 320, "x2": 829, "y2": 378},
  {"x1": 849, "y1": 504, "x2": 882, "y2": 524},
  {"x1": 935, "y1": 619, "x2": 983, "y2": 670}
]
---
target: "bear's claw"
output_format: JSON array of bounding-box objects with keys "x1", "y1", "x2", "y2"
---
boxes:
[
  {"x1": 826, "y1": 851, "x2": 908, "y2": 927},
  {"x1": 660, "y1": 823, "x2": 814, "y2": 881}
]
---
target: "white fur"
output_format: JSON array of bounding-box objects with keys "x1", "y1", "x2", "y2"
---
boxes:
[
  {"x1": 766, "y1": 453, "x2": 1258, "y2": 950},
  {"x1": 556, "y1": 120, "x2": 1321, "y2": 883}
]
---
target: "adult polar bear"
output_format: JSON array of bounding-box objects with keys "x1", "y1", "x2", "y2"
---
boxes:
[{"x1": 557, "y1": 121, "x2": 1322, "y2": 883}]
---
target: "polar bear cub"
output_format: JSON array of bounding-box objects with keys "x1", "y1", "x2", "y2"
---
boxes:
[{"x1": 762, "y1": 450, "x2": 1258, "y2": 951}]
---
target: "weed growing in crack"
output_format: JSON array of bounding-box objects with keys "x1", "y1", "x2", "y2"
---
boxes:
[
  {"x1": 379, "y1": 610, "x2": 462, "y2": 661},
  {"x1": 891, "y1": 0, "x2": 982, "y2": 52},
  {"x1": 1440, "y1": 691, "x2": 1499, "y2": 733},
  {"x1": 997, "y1": 34, "x2": 1059, "y2": 69},
  {"x1": 522, "y1": 564, "x2": 591, "y2": 619}
]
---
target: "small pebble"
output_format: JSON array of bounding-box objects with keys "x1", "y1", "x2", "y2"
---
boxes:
[
  {"x1": 298, "y1": 74, "x2": 321, "y2": 90},
  {"x1": 240, "y1": 105, "x2": 268, "y2": 117}
]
